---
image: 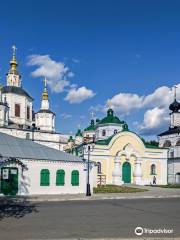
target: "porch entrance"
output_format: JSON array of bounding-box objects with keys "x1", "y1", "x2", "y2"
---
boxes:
[
  {"x1": 122, "y1": 162, "x2": 131, "y2": 183},
  {"x1": 1, "y1": 167, "x2": 18, "y2": 195}
]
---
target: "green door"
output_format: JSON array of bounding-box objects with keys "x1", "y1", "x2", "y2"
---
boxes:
[
  {"x1": 1, "y1": 167, "x2": 18, "y2": 195},
  {"x1": 122, "y1": 162, "x2": 131, "y2": 183}
]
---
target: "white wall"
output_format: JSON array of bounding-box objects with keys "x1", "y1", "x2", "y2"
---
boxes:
[{"x1": 16, "y1": 159, "x2": 96, "y2": 195}]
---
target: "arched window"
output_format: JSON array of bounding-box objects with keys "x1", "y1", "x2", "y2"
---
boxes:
[
  {"x1": 15, "y1": 104, "x2": 20, "y2": 117},
  {"x1": 102, "y1": 130, "x2": 106, "y2": 136},
  {"x1": 97, "y1": 162, "x2": 102, "y2": 174},
  {"x1": 40, "y1": 169, "x2": 50, "y2": 186},
  {"x1": 163, "y1": 140, "x2": 171, "y2": 148},
  {"x1": 150, "y1": 164, "x2": 156, "y2": 175},
  {"x1": 114, "y1": 129, "x2": 118, "y2": 134},
  {"x1": 56, "y1": 169, "x2": 65, "y2": 186},
  {"x1": 71, "y1": 170, "x2": 79, "y2": 186},
  {"x1": 26, "y1": 133, "x2": 30, "y2": 140},
  {"x1": 176, "y1": 140, "x2": 180, "y2": 146}
]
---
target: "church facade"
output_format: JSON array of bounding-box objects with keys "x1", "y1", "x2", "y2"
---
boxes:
[
  {"x1": 159, "y1": 87, "x2": 180, "y2": 184},
  {"x1": 0, "y1": 47, "x2": 68, "y2": 150},
  {"x1": 67, "y1": 108, "x2": 168, "y2": 186}
]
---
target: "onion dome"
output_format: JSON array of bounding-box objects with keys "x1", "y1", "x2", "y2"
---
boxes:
[
  {"x1": 9, "y1": 45, "x2": 19, "y2": 75},
  {"x1": 98, "y1": 108, "x2": 123, "y2": 125},
  {"x1": 42, "y1": 77, "x2": 49, "y2": 100},
  {"x1": 169, "y1": 99, "x2": 180, "y2": 112},
  {"x1": 75, "y1": 128, "x2": 83, "y2": 137},
  {"x1": 84, "y1": 119, "x2": 96, "y2": 131},
  {"x1": 68, "y1": 136, "x2": 74, "y2": 142}
]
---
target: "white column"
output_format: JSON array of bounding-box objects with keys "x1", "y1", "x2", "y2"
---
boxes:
[
  {"x1": 112, "y1": 156, "x2": 124, "y2": 185},
  {"x1": 133, "y1": 158, "x2": 143, "y2": 185}
]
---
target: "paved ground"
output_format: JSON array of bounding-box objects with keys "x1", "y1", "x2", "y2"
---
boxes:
[{"x1": 0, "y1": 198, "x2": 180, "y2": 239}]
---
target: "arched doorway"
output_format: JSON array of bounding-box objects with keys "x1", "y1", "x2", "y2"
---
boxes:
[{"x1": 122, "y1": 162, "x2": 131, "y2": 183}]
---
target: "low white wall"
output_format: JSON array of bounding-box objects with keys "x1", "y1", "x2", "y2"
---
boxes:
[{"x1": 1, "y1": 159, "x2": 96, "y2": 195}]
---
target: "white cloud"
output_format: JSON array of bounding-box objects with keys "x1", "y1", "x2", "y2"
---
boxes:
[
  {"x1": 90, "y1": 83, "x2": 180, "y2": 136},
  {"x1": 139, "y1": 107, "x2": 169, "y2": 135},
  {"x1": 65, "y1": 86, "x2": 95, "y2": 104},
  {"x1": 60, "y1": 113, "x2": 72, "y2": 119},
  {"x1": 143, "y1": 86, "x2": 172, "y2": 108},
  {"x1": 27, "y1": 54, "x2": 73, "y2": 93},
  {"x1": 107, "y1": 93, "x2": 143, "y2": 115}
]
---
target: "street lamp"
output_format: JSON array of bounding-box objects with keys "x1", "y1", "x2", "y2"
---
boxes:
[{"x1": 84, "y1": 144, "x2": 95, "y2": 196}]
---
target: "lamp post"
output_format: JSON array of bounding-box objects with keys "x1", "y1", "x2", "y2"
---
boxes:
[{"x1": 84, "y1": 144, "x2": 95, "y2": 196}]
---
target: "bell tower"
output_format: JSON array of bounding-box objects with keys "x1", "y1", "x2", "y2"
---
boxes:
[
  {"x1": 6, "y1": 45, "x2": 22, "y2": 87},
  {"x1": 169, "y1": 86, "x2": 180, "y2": 128}
]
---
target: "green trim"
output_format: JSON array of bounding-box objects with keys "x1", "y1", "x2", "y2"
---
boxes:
[
  {"x1": 98, "y1": 108, "x2": 123, "y2": 125},
  {"x1": 71, "y1": 170, "x2": 79, "y2": 186},
  {"x1": 56, "y1": 169, "x2": 65, "y2": 186},
  {"x1": 40, "y1": 169, "x2": 50, "y2": 186},
  {"x1": 84, "y1": 119, "x2": 96, "y2": 132},
  {"x1": 75, "y1": 129, "x2": 83, "y2": 137}
]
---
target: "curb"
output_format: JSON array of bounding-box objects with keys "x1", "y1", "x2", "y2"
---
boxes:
[{"x1": 1, "y1": 194, "x2": 180, "y2": 202}]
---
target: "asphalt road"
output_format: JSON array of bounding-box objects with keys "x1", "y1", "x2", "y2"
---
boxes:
[{"x1": 0, "y1": 198, "x2": 179, "y2": 239}]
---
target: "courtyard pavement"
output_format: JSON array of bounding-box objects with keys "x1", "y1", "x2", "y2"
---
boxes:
[
  {"x1": 1, "y1": 184, "x2": 180, "y2": 202},
  {"x1": 0, "y1": 198, "x2": 180, "y2": 239}
]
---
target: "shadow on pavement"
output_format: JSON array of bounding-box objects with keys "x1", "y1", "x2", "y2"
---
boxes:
[{"x1": 0, "y1": 197, "x2": 38, "y2": 220}]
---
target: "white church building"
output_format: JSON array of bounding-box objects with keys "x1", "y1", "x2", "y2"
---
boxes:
[
  {"x1": 159, "y1": 87, "x2": 180, "y2": 184},
  {"x1": 0, "y1": 46, "x2": 68, "y2": 151}
]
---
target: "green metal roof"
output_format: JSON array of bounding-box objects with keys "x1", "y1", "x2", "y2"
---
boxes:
[
  {"x1": 98, "y1": 109, "x2": 123, "y2": 125},
  {"x1": 84, "y1": 119, "x2": 96, "y2": 131},
  {"x1": 75, "y1": 129, "x2": 83, "y2": 137}
]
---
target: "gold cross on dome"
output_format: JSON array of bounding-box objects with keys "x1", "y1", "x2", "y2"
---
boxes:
[
  {"x1": 43, "y1": 77, "x2": 47, "y2": 88},
  {"x1": 12, "y1": 45, "x2": 17, "y2": 56}
]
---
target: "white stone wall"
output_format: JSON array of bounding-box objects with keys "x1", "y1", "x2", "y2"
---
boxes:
[
  {"x1": 35, "y1": 112, "x2": 55, "y2": 132},
  {"x1": 170, "y1": 112, "x2": 180, "y2": 128},
  {"x1": 2, "y1": 92, "x2": 33, "y2": 127},
  {"x1": 96, "y1": 124, "x2": 123, "y2": 140},
  {"x1": 167, "y1": 159, "x2": 180, "y2": 184},
  {"x1": 0, "y1": 127, "x2": 68, "y2": 151},
  {"x1": 0, "y1": 104, "x2": 9, "y2": 126}
]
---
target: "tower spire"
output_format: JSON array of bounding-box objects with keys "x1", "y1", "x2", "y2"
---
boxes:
[
  {"x1": 9, "y1": 45, "x2": 18, "y2": 74},
  {"x1": 173, "y1": 85, "x2": 178, "y2": 100},
  {"x1": 42, "y1": 77, "x2": 48, "y2": 100}
]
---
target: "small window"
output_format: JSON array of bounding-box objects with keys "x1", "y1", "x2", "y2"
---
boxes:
[
  {"x1": 176, "y1": 140, "x2": 180, "y2": 146},
  {"x1": 102, "y1": 130, "x2": 106, "y2": 136},
  {"x1": 163, "y1": 140, "x2": 171, "y2": 148},
  {"x1": 27, "y1": 106, "x2": 30, "y2": 120},
  {"x1": 150, "y1": 164, "x2": 156, "y2": 175},
  {"x1": 71, "y1": 170, "x2": 79, "y2": 186},
  {"x1": 56, "y1": 170, "x2": 65, "y2": 186},
  {"x1": 40, "y1": 169, "x2": 50, "y2": 186},
  {"x1": 97, "y1": 162, "x2": 102, "y2": 174},
  {"x1": 114, "y1": 129, "x2": 118, "y2": 134},
  {"x1": 26, "y1": 133, "x2": 30, "y2": 140},
  {"x1": 15, "y1": 104, "x2": 20, "y2": 117}
]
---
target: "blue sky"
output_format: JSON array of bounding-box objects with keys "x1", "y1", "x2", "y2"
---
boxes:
[{"x1": 0, "y1": 0, "x2": 180, "y2": 139}]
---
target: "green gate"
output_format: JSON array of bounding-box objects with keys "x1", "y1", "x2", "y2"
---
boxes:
[
  {"x1": 122, "y1": 162, "x2": 131, "y2": 183},
  {"x1": 1, "y1": 167, "x2": 18, "y2": 195}
]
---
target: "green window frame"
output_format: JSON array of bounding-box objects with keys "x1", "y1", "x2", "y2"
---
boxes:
[
  {"x1": 40, "y1": 169, "x2": 50, "y2": 186},
  {"x1": 71, "y1": 170, "x2": 79, "y2": 186},
  {"x1": 56, "y1": 169, "x2": 65, "y2": 186}
]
